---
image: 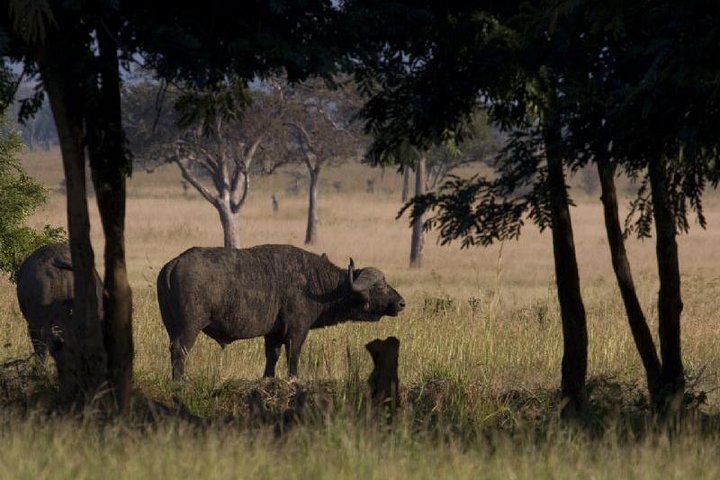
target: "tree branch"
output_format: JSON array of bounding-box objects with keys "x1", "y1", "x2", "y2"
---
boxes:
[
  {"x1": 285, "y1": 121, "x2": 317, "y2": 170},
  {"x1": 230, "y1": 172, "x2": 249, "y2": 213},
  {"x1": 173, "y1": 147, "x2": 219, "y2": 206}
]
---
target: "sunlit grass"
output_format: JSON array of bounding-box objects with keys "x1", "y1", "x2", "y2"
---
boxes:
[{"x1": 2, "y1": 148, "x2": 720, "y2": 478}]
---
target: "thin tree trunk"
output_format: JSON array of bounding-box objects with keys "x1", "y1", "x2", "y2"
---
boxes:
[
  {"x1": 597, "y1": 157, "x2": 663, "y2": 406},
  {"x1": 648, "y1": 157, "x2": 685, "y2": 411},
  {"x1": 87, "y1": 27, "x2": 134, "y2": 411},
  {"x1": 218, "y1": 202, "x2": 241, "y2": 249},
  {"x1": 410, "y1": 157, "x2": 426, "y2": 268},
  {"x1": 305, "y1": 167, "x2": 320, "y2": 245},
  {"x1": 544, "y1": 117, "x2": 588, "y2": 417},
  {"x1": 39, "y1": 49, "x2": 107, "y2": 407},
  {"x1": 401, "y1": 166, "x2": 411, "y2": 203}
]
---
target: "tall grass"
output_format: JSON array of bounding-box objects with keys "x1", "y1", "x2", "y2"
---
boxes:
[{"x1": 2, "y1": 149, "x2": 720, "y2": 478}]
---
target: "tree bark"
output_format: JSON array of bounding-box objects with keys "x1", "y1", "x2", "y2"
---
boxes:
[
  {"x1": 543, "y1": 117, "x2": 588, "y2": 417},
  {"x1": 410, "y1": 157, "x2": 426, "y2": 268},
  {"x1": 401, "y1": 166, "x2": 411, "y2": 203},
  {"x1": 218, "y1": 201, "x2": 241, "y2": 249},
  {"x1": 597, "y1": 157, "x2": 663, "y2": 406},
  {"x1": 305, "y1": 166, "x2": 320, "y2": 245},
  {"x1": 38, "y1": 48, "x2": 107, "y2": 407},
  {"x1": 648, "y1": 157, "x2": 685, "y2": 411},
  {"x1": 87, "y1": 27, "x2": 134, "y2": 411}
]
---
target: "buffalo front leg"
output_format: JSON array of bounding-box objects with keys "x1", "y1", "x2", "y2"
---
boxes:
[
  {"x1": 285, "y1": 330, "x2": 309, "y2": 377},
  {"x1": 263, "y1": 335, "x2": 283, "y2": 377},
  {"x1": 170, "y1": 330, "x2": 200, "y2": 381}
]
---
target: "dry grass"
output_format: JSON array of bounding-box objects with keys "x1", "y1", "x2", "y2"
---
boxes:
[{"x1": 3, "y1": 148, "x2": 720, "y2": 478}]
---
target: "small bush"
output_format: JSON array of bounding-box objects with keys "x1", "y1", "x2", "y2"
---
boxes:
[{"x1": 0, "y1": 120, "x2": 65, "y2": 280}]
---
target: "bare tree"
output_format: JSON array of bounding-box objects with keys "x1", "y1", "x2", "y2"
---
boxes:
[
  {"x1": 124, "y1": 82, "x2": 290, "y2": 248},
  {"x1": 272, "y1": 78, "x2": 366, "y2": 245},
  {"x1": 397, "y1": 114, "x2": 499, "y2": 268}
]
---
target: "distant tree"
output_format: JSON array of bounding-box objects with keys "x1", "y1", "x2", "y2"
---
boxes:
[
  {"x1": 0, "y1": 117, "x2": 64, "y2": 280},
  {"x1": 8, "y1": 86, "x2": 58, "y2": 150},
  {"x1": 273, "y1": 77, "x2": 366, "y2": 244},
  {"x1": 424, "y1": 114, "x2": 500, "y2": 192},
  {"x1": 376, "y1": 115, "x2": 498, "y2": 269},
  {"x1": 124, "y1": 81, "x2": 292, "y2": 248}
]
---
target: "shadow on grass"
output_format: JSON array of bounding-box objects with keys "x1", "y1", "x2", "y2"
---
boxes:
[{"x1": 3, "y1": 354, "x2": 720, "y2": 444}]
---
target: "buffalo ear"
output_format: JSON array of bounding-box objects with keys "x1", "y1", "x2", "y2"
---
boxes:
[
  {"x1": 351, "y1": 268, "x2": 384, "y2": 293},
  {"x1": 321, "y1": 253, "x2": 329, "y2": 261}
]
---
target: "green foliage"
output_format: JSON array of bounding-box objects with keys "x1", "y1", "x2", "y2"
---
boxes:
[
  {"x1": 0, "y1": 121, "x2": 64, "y2": 280},
  {"x1": 349, "y1": 1, "x2": 720, "y2": 247}
]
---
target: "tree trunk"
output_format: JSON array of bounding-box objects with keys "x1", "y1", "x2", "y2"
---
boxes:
[
  {"x1": 38, "y1": 49, "x2": 107, "y2": 407},
  {"x1": 648, "y1": 157, "x2": 685, "y2": 411},
  {"x1": 597, "y1": 157, "x2": 663, "y2": 406},
  {"x1": 410, "y1": 157, "x2": 426, "y2": 268},
  {"x1": 401, "y1": 166, "x2": 411, "y2": 203},
  {"x1": 305, "y1": 167, "x2": 320, "y2": 245},
  {"x1": 218, "y1": 202, "x2": 241, "y2": 249},
  {"x1": 544, "y1": 118, "x2": 588, "y2": 417},
  {"x1": 87, "y1": 27, "x2": 134, "y2": 411}
]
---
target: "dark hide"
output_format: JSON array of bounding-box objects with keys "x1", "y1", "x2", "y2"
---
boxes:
[
  {"x1": 156, "y1": 244, "x2": 405, "y2": 380},
  {"x1": 15, "y1": 243, "x2": 103, "y2": 366}
]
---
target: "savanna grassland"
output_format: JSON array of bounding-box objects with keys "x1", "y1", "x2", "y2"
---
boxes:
[{"x1": 2, "y1": 149, "x2": 720, "y2": 479}]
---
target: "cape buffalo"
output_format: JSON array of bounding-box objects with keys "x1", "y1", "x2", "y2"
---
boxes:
[
  {"x1": 15, "y1": 243, "x2": 103, "y2": 363},
  {"x1": 157, "y1": 244, "x2": 405, "y2": 380}
]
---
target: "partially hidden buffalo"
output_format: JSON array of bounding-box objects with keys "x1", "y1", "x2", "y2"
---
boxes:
[
  {"x1": 157, "y1": 244, "x2": 405, "y2": 380},
  {"x1": 15, "y1": 243, "x2": 103, "y2": 364}
]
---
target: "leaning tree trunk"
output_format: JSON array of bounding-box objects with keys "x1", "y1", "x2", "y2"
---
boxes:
[
  {"x1": 597, "y1": 157, "x2": 663, "y2": 406},
  {"x1": 544, "y1": 116, "x2": 588, "y2": 417},
  {"x1": 305, "y1": 166, "x2": 320, "y2": 245},
  {"x1": 218, "y1": 201, "x2": 241, "y2": 249},
  {"x1": 87, "y1": 28, "x2": 134, "y2": 411},
  {"x1": 648, "y1": 157, "x2": 685, "y2": 411},
  {"x1": 38, "y1": 48, "x2": 107, "y2": 407},
  {"x1": 409, "y1": 157, "x2": 426, "y2": 268},
  {"x1": 401, "y1": 166, "x2": 411, "y2": 203}
]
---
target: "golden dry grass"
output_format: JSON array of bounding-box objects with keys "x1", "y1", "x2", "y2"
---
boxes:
[{"x1": 2, "y1": 147, "x2": 720, "y2": 478}]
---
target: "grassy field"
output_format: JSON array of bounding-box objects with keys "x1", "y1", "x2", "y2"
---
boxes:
[{"x1": 2, "y1": 148, "x2": 720, "y2": 478}]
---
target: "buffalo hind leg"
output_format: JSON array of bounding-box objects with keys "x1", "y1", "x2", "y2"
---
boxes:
[
  {"x1": 263, "y1": 335, "x2": 283, "y2": 377},
  {"x1": 285, "y1": 330, "x2": 309, "y2": 377},
  {"x1": 27, "y1": 325, "x2": 48, "y2": 360},
  {"x1": 170, "y1": 330, "x2": 200, "y2": 381}
]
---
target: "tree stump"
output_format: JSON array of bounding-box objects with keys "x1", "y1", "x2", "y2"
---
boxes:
[
  {"x1": 271, "y1": 193, "x2": 279, "y2": 213},
  {"x1": 366, "y1": 336, "x2": 400, "y2": 417}
]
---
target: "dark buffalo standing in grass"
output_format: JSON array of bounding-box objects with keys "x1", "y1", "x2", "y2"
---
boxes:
[
  {"x1": 157, "y1": 244, "x2": 405, "y2": 380},
  {"x1": 15, "y1": 243, "x2": 103, "y2": 364}
]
